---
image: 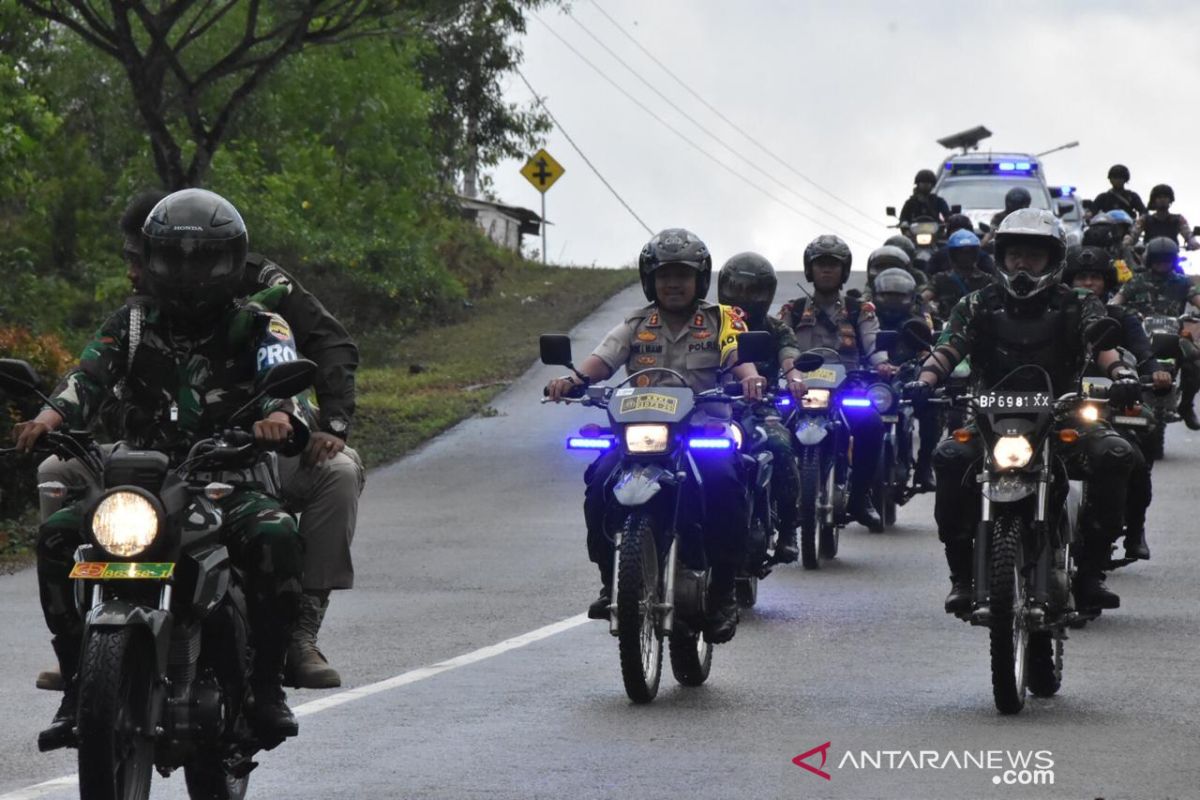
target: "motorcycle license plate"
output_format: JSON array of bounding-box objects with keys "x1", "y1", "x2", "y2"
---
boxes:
[
  {"x1": 1114, "y1": 415, "x2": 1149, "y2": 427},
  {"x1": 68, "y1": 562, "x2": 175, "y2": 580},
  {"x1": 880, "y1": 414, "x2": 899, "y2": 423},
  {"x1": 977, "y1": 392, "x2": 1051, "y2": 411}
]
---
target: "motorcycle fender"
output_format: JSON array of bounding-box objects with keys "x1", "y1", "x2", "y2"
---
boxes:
[
  {"x1": 612, "y1": 465, "x2": 669, "y2": 507},
  {"x1": 982, "y1": 474, "x2": 1036, "y2": 503},
  {"x1": 84, "y1": 600, "x2": 173, "y2": 676},
  {"x1": 794, "y1": 419, "x2": 828, "y2": 446}
]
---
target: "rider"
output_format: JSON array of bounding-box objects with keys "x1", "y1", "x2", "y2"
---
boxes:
[
  {"x1": 717, "y1": 252, "x2": 808, "y2": 564},
  {"x1": 927, "y1": 215, "x2": 996, "y2": 277},
  {"x1": 1112, "y1": 236, "x2": 1200, "y2": 429},
  {"x1": 17, "y1": 189, "x2": 309, "y2": 747},
  {"x1": 1102, "y1": 209, "x2": 1142, "y2": 280},
  {"x1": 872, "y1": 268, "x2": 939, "y2": 491},
  {"x1": 36, "y1": 189, "x2": 364, "y2": 691},
  {"x1": 544, "y1": 229, "x2": 766, "y2": 644},
  {"x1": 1125, "y1": 184, "x2": 1200, "y2": 249},
  {"x1": 1064, "y1": 245, "x2": 1166, "y2": 561},
  {"x1": 904, "y1": 209, "x2": 1140, "y2": 614},
  {"x1": 980, "y1": 187, "x2": 1032, "y2": 249},
  {"x1": 1092, "y1": 164, "x2": 1147, "y2": 218},
  {"x1": 923, "y1": 230, "x2": 994, "y2": 323},
  {"x1": 863, "y1": 245, "x2": 929, "y2": 304},
  {"x1": 899, "y1": 169, "x2": 951, "y2": 226},
  {"x1": 779, "y1": 235, "x2": 889, "y2": 532}
]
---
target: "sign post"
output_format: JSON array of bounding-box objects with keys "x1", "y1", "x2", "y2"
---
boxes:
[{"x1": 520, "y1": 148, "x2": 564, "y2": 264}]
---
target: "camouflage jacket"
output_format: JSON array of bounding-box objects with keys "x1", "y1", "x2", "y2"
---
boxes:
[
  {"x1": 1114, "y1": 271, "x2": 1199, "y2": 317},
  {"x1": 48, "y1": 301, "x2": 307, "y2": 456}
]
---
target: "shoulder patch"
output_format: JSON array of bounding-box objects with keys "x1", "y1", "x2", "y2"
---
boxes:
[{"x1": 267, "y1": 314, "x2": 292, "y2": 340}]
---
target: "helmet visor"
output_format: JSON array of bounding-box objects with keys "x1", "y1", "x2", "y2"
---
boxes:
[{"x1": 145, "y1": 236, "x2": 240, "y2": 288}]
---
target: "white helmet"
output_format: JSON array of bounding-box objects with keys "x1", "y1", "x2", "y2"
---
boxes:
[{"x1": 993, "y1": 208, "x2": 1066, "y2": 301}]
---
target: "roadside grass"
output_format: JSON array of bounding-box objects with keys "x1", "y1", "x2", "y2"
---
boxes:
[{"x1": 342, "y1": 263, "x2": 635, "y2": 470}]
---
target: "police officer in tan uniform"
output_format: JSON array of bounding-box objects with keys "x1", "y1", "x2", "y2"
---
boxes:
[
  {"x1": 780, "y1": 234, "x2": 889, "y2": 531},
  {"x1": 546, "y1": 229, "x2": 766, "y2": 644}
]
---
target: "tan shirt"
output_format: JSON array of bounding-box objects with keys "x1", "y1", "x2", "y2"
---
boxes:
[{"x1": 591, "y1": 301, "x2": 747, "y2": 392}]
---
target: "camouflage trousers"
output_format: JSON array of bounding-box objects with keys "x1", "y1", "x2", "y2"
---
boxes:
[{"x1": 36, "y1": 489, "x2": 304, "y2": 639}]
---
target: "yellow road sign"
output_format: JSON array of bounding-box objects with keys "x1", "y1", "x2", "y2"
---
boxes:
[{"x1": 520, "y1": 148, "x2": 564, "y2": 193}]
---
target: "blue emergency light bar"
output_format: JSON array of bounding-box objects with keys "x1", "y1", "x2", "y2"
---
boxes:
[
  {"x1": 775, "y1": 395, "x2": 793, "y2": 409},
  {"x1": 688, "y1": 437, "x2": 734, "y2": 450},
  {"x1": 567, "y1": 437, "x2": 614, "y2": 450},
  {"x1": 841, "y1": 397, "x2": 872, "y2": 408}
]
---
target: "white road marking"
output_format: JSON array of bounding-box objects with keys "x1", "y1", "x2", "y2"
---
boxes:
[{"x1": 0, "y1": 613, "x2": 590, "y2": 800}]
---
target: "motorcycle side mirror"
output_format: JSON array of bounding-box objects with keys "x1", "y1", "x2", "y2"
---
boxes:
[
  {"x1": 1055, "y1": 202, "x2": 1073, "y2": 217},
  {"x1": 901, "y1": 318, "x2": 934, "y2": 349},
  {"x1": 1084, "y1": 317, "x2": 1122, "y2": 351},
  {"x1": 1151, "y1": 332, "x2": 1182, "y2": 359},
  {"x1": 794, "y1": 352, "x2": 825, "y2": 373},
  {"x1": 951, "y1": 204, "x2": 962, "y2": 214},
  {"x1": 256, "y1": 359, "x2": 317, "y2": 399},
  {"x1": 733, "y1": 331, "x2": 775, "y2": 366},
  {"x1": 978, "y1": 222, "x2": 991, "y2": 234},
  {"x1": 885, "y1": 206, "x2": 897, "y2": 218},
  {"x1": 540, "y1": 334, "x2": 574, "y2": 367},
  {"x1": 0, "y1": 358, "x2": 42, "y2": 397}
]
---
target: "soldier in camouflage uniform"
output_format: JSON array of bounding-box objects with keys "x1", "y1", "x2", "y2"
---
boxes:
[
  {"x1": 717, "y1": 252, "x2": 807, "y2": 563},
  {"x1": 780, "y1": 235, "x2": 889, "y2": 532},
  {"x1": 922, "y1": 230, "x2": 994, "y2": 324},
  {"x1": 1113, "y1": 236, "x2": 1200, "y2": 429},
  {"x1": 16, "y1": 190, "x2": 308, "y2": 746}
]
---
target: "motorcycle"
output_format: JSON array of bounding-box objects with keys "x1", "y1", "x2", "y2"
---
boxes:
[
  {"x1": 1139, "y1": 313, "x2": 1196, "y2": 458},
  {"x1": 0, "y1": 357, "x2": 316, "y2": 800},
  {"x1": 911, "y1": 317, "x2": 1121, "y2": 714},
  {"x1": 908, "y1": 217, "x2": 942, "y2": 268},
  {"x1": 539, "y1": 331, "x2": 775, "y2": 703}
]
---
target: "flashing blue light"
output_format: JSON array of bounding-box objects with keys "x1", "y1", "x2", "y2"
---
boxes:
[
  {"x1": 998, "y1": 162, "x2": 1016, "y2": 171},
  {"x1": 567, "y1": 436, "x2": 614, "y2": 450},
  {"x1": 841, "y1": 397, "x2": 872, "y2": 408},
  {"x1": 1016, "y1": 162, "x2": 1031, "y2": 170},
  {"x1": 688, "y1": 437, "x2": 734, "y2": 450},
  {"x1": 775, "y1": 395, "x2": 793, "y2": 408},
  {"x1": 1060, "y1": 185, "x2": 1075, "y2": 196}
]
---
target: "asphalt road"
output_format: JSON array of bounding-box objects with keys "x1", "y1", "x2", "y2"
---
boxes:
[{"x1": 2, "y1": 272, "x2": 1199, "y2": 800}]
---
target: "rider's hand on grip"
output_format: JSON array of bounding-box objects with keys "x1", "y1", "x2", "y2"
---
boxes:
[
  {"x1": 545, "y1": 376, "x2": 586, "y2": 402},
  {"x1": 1109, "y1": 377, "x2": 1141, "y2": 409},
  {"x1": 902, "y1": 380, "x2": 933, "y2": 407},
  {"x1": 12, "y1": 409, "x2": 64, "y2": 453},
  {"x1": 253, "y1": 412, "x2": 293, "y2": 446}
]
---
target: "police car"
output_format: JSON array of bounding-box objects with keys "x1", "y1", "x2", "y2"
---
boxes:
[{"x1": 934, "y1": 153, "x2": 1059, "y2": 233}]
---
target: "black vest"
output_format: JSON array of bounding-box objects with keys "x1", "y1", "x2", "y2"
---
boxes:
[
  {"x1": 1143, "y1": 213, "x2": 1182, "y2": 243},
  {"x1": 970, "y1": 286, "x2": 1084, "y2": 397}
]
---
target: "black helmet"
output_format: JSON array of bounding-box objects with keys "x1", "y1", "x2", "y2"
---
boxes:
[
  {"x1": 914, "y1": 169, "x2": 936, "y2": 186},
  {"x1": 718, "y1": 252, "x2": 777, "y2": 327},
  {"x1": 945, "y1": 213, "x2": 973, "y2": 233},
  {"x1": 1145, "y1": 236, "x2": 1180, "y2": 270},
  {"x1": 1004, "y1": 186, "x2": 1032, "y2": 213},
  {"x1": 884, "y1": 234, "x2": 917, "y2": 261},
  {"x1": 1081, "y1": 212, "x2": 1117, "y2": 248},
  {"x1": 1062, "y1": 245, "x2": 1117, "y2": 294},
  {"x1": 872, "y1": 267, "x2": 917, "y2": 314},
  {"x1": 866, "y1": 245, "x2": 911, "y2": 285},
  {"x1": 1108, "y1": 164, "x2": 1130, "y2": 181},
  {"x1": 638, "y1": 228, "x2": 712, "y2": 302},
  {"x1": 803, "y1": 235, "x2": 852, "y2": 284},
  {"x1": 142, "y1": 189, "x2": 248, "y2": 320},
  {"x1": 993, "y1": 208, "x2": 1067, "y2": 301},
  {"x1": 1149, "y1": 183, "x2": 1175, "y2": 205}
]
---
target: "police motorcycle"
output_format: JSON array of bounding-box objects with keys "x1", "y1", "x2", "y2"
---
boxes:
[
  {"x1": 907, "y1": 217, "x2": 942, "y2": 268},
  {"x1": 911, "y1": 317, "x2": 1123, "y2": 714},
  {"x1": 1138, "y1": 313, "x2": 1198, "y2": 458},
  {"x1": 871, "y1": 325, "x2": 939, "y2": 520},
  {"x1": 539, "y1": 331, "x2": 776, "y2": 704},
  {"x1": 0, "y1": 357, "x2": 316, "y2": 800}
]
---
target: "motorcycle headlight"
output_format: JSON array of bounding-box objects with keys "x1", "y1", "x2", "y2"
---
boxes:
[
  {"x1": 802, "y1": 389, "x2": 830, "y2": 409},
  {"x1": 91, "y1": 490, "x2": 160, "y2": 557},
  {"x1": 866, "y1": 383, "x2": 895, "y2": 412},
  {"x1": 625, "y1": 424, "x2": 671, "y2": 454},
  {"x1": 730, "y1": 423, "x2": 745, "y2": 450},
  {"x1": 916, "y1": 233, "x2": 934, "y2": 246},
  {"x1": 1079, "y1": 403, "x2": 1101, "y2": 423},
  {"x1": 992, "y1": 435, "x2": 1034, "y2": 471}
]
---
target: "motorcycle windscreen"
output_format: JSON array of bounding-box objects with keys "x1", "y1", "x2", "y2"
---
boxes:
[
  {"x1": 797, "y1": 362, "x2": 846, "y2": 390},
  {"x1": 607, "y1": 387, "x2": 695, "y2": 425}
]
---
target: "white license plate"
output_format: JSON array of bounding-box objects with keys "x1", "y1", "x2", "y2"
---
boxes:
[
  {"x1": 1113, "y1": 415, "x2": 1149, "y2": 427},
  {"x1": 880, "y1": 414, "x2": 899, "y2": 423},
  {"x1": 977, "y1": 392, "x2": 1051, "y2": 411}
]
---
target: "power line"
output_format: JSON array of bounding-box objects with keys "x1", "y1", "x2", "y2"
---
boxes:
[
  {"x1": 585, "y1": 0, "x2": 885, "y2": 230},
  {"x1": 516, "y1": 69, "x2": 655, "y2": 237},
  {"x1": 559, "y1": 8, "x2": 885, "y2": 243},
  {"x1": 528, "y1": 14, "x2": 879, "y2": 253}
]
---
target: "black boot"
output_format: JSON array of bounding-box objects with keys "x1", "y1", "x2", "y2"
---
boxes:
[
  {"x1": 1124, "y1": 527, "x2": 1150, "y2": 561},
  {"x1": 913, "y1": 456, "x2": 935, "y2": 492},
  {"x1": 704, "y1": 565, "x2": 739, "y2": 644},
  {"x1": 1073, "y1": 570, "x2": 1120, "y2": 610},
  {"x1": 774, "y1": 527, "x2": 799, "y2": 564},
  {"x1": 943, "y1": 542, "x2": 973, "y2": 615},
  {"x1": 38, "y1": 634, "x2": 80, "y2": 751},
  {"x1": 1181, "y1": 389, "x2": 1200, "y2": 430},
  {"x1": 249, "y1": 600, "x2": 299, "y2": 739},
  {"x1": 587, "y1": 564, "x2": 612, "y2": 620},
  {"x1": 848, "y1": 488, "x2": 884, "y2": 533}
]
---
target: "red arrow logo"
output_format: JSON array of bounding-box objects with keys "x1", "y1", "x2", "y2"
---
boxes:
[{"x1": 792, "y1": 741, "x2": 833, "y2": 780}]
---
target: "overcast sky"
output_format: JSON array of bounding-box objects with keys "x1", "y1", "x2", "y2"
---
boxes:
[{"x1": 488, "y1": 0, "x2": 1200, "y2": 271}]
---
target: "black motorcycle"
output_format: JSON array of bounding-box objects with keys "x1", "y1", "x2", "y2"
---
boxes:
[
  {"x1": 0, "y1": 357, "x2": 315, "y2": 800},
  {"x1": 540, "y1": 332, "x2": 774, "y2": 703},
  {"x1": 1139, "y1": 313, "x2": 1195, "y2": 458}
]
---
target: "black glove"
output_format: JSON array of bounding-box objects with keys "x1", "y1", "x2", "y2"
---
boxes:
[
  {"x1": 902, "y1": 380, "x2": 933, "y2": 406},
  {"x1": 1109, "y1": 377, "x2": 1141, "y2": 408}
]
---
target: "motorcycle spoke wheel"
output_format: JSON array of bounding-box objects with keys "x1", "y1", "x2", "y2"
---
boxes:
[
  {"x1": 616, "y1": 514, "x2": 662, "y2": 704},
  {"x1": 989, "y1": 514, "x2": 1028, "y2": 715}
]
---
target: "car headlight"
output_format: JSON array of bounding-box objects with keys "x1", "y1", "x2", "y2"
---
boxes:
[
  {"x1": 625, "y1": 424, "x2": 670, "y2": 454},
  {"x1": 992, "y1": 436, "x2": 1033, "y2": 471},
  {"x1": 1079, "y1": 403, "x2": 1101, "y2": 423},
  {"x1": 91, "y1": 491, "x2": 160, "y2": 557},
  {"x1": 866, "y1": 383, "x2": 895, "y2": 412},
  {"x1": 802, "y1": 389, "x2": 831, "y2": 409},
  {"x1": 916, "y1": 233, "x2": 933, "y2": 246}
]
